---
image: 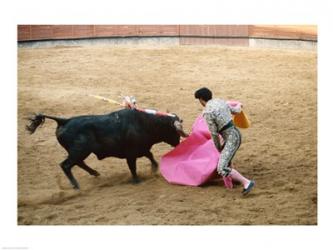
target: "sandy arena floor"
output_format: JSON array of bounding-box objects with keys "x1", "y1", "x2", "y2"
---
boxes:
[{"x1": 18, "y1": 44, "x2": 317, "y2": 225}]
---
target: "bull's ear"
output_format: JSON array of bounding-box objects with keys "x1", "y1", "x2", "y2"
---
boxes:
[{"x1": 166, "y1": 109, "x2": 170, "y2": 113}]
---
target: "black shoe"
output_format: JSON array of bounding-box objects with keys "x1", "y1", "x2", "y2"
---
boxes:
[{"x1": 242, "y1": 180, "x2": 255, "y2": 195}]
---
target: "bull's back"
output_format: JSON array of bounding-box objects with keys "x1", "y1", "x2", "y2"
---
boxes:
[{"x1": 56, "y1": 110, "x2": 145, "y2": 156}]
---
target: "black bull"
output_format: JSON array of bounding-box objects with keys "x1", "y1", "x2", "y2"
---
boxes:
[{"x1": 26, "y1": 109, "x2": 188, "y2": 189}]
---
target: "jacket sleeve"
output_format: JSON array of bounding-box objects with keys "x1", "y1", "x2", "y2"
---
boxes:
[{"x1": 203, "y1": 112, "x2": 222, "y2": 151}]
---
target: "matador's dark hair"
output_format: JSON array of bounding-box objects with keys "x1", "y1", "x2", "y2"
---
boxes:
[{"x1": 194, "y1": 87, "x2": 212, "y2": 102}]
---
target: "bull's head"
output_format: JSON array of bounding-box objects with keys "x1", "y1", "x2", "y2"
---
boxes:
[
  {"x1": 164, "y1": 116, "x2": 189, "y2": 147},
  {"x1": 174, "y1": 120, "x2": 189, "y2": 138}
]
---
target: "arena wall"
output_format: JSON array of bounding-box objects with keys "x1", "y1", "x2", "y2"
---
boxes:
[{"x1": 17, "y1": 25, "x2": 317, "y2": 50}]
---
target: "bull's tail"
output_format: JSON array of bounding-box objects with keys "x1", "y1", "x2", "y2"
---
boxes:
[{"x1": 26, "y1": 113, "x2": 68, "y2": 134}]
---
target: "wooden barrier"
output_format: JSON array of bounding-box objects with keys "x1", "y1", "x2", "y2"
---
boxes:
[{"x1": 17, "y1": 25, "x2": 317, "y2": 44}]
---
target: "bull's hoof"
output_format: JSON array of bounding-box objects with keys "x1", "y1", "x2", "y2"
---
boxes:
[
  {"x1": 71, "y1": 181, "x2": 80, "y2": 190},
  {"x1": 131, "y1": 178, "x2": 142, "y2": 184},
  {"x1": 92, "y1": 171, "x2": 100, "y2": 177}
]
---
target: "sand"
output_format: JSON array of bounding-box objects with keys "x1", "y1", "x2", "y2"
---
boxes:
[{"x1": 17, "y1": 44, "x2": 317, "y2": 225}]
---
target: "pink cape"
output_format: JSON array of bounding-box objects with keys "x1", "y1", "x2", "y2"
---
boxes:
[{"x1": 160, "y1": 101, "x2": 241, "y2": 186}]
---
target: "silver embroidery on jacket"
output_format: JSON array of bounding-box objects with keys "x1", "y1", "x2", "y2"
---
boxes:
[{"x1": 202, "y1": 99, "x2": 242, "y2": 177}]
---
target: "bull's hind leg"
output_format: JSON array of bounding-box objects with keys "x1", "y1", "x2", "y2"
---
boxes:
[
  {"x1": 126, "y1": 157, "x2": 141, "y2": 184},
  {"x1": 145, "y1": 151, "x2": 158, "y2": 173},
  {"x1": 60, "y1": 158, "x2": 80, "y2": 189},
  {"x1": 77, "y1": 161, "x2": 100, "y2": 177},
  {"x1": 61, "y1": 139, "x2": 91, "y2": 189}
]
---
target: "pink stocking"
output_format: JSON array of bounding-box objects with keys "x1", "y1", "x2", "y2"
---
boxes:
[{"x1": 230, "y1": 169, "x2": 250, "y2": 189}]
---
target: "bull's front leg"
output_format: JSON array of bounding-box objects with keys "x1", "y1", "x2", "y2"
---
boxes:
[
  {"x1": 145, "y1": 151, "x2": 158, "y2": 173},
  {"x1": 126, "y1": 157, "x2": 141, "y2": 184}
]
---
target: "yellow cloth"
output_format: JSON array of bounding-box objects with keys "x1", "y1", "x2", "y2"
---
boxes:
[{"x1": 233, "y1": 110, "x2": 251, "y2": 128}]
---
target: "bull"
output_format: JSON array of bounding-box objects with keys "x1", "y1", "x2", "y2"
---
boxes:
[{"x1": 26, "y1": 109, "x2": 188, "y2": 189}]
